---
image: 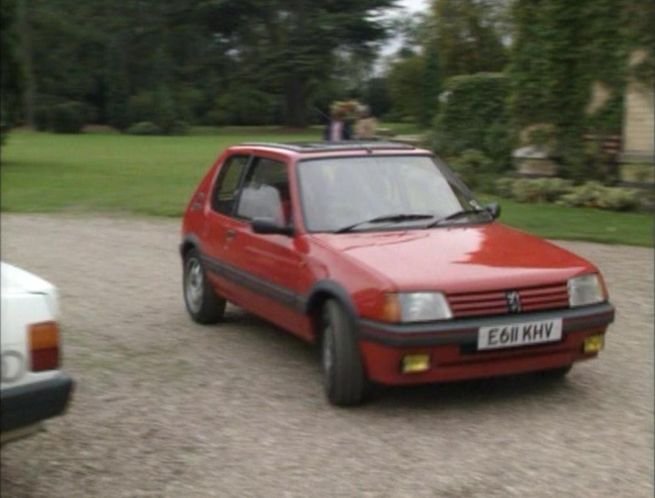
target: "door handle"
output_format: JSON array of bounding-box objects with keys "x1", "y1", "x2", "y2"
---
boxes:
[{"x1": 226, "y1": 228, "x2": 236, "y2": 241}]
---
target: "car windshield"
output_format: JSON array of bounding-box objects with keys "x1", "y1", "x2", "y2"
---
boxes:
[{"x1": 297, "y1": 155, "x2": 486, "y2": 233}]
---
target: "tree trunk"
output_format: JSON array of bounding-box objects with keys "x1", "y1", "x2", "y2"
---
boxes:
[
  {"x1": 17, "y1": 0, "x2": 35, "y2": 128},
  {"x1": 285, "y1": 77, "x2": 307, "y2": 128}
]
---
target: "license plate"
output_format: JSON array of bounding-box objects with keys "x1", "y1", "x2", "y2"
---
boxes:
[{"x1": 478, "y1": 319, "x2": 563, "y2": 350}]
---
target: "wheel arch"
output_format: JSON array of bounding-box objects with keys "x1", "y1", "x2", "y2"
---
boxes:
[
  {"x1": 180, "y1": 234, "x2": 202, "y2": 260},
  {"x1": 304, "y1": 280, "x2": 358, "y2": 343}
]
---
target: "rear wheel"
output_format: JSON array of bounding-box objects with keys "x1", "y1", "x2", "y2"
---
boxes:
[
  {"x1": 183, "y1": 249, "x2": 226, "y2": 324},
  {"x1": 321, "y1": 300, "x2": 366, "y2": 406}
]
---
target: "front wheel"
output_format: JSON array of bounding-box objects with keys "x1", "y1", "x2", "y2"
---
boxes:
[
  {"x1": 321, "y1": 300, "x2": 367, "y2": 406},
  {"x1": 183, "y1": 249, "x2": 226, "y2": 324}
]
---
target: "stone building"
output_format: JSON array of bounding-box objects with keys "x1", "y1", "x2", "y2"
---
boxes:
[{"x1": 619, "y1": 49, "x2": 654, "y2": 185}]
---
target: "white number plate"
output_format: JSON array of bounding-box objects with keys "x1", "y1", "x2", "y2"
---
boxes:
[{"x1": 478, "y1": 319, "x2": 563, "y2": 350}]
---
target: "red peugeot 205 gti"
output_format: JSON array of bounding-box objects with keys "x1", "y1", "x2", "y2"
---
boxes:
[{"x1": 181, "y1": 142, "x2": 614, "y2": 406}]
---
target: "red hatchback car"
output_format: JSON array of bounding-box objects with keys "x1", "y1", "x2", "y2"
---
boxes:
[{"x1": 181, "y1": 142, "x2": 614, "y2": 406}]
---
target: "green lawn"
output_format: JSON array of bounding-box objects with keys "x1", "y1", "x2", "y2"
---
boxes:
[
  {"x1": 378, "y1": 121, "x2": 427, "y2": 135},
  {"x1": 480, "y1": 196, "x2": 653, "y2": 247},
  {"x1": 1, "y1": 129, "x2": 652, "y2": 246},
  {"x1": 1, "y1": 128, "x2": 319, "y2": 217}
]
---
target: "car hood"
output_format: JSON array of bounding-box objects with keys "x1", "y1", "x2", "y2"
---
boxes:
[{"x1": 312, "y1": 223, "x2": 595, "y2": 293}]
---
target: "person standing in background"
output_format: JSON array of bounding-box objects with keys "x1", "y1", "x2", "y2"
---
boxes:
[
  {"x1": 354, "y1": 105, "x2": 378, "y2": 140},
  {"x1": 324, "y1": 105, "x2": 352, "y2": 141}
]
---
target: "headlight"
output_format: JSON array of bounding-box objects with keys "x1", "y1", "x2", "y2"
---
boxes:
[
  {"x1": 385, "y1": 292, "x2": 452, "y2": 322},
  {"x1": 568, "y1": 274, "x2": 605, "y2": 307}
]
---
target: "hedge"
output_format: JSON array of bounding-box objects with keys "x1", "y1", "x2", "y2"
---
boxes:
[
  {"x1": 494, "y1": 178, "x2": 643, "y2": 211},
  {"x1": 433, "y1": 73, "x2": 511, "y2": 169}
]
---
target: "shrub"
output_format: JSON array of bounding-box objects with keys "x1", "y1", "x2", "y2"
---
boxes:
[
  {"x1": 496, "y1": 177, "x2": 573, "y2": 203},
  {"x1": 494, "y1": 177, "x2": 641, "y2": 211},
  {"x1": 154, "y1": 85, "x2": 177, "y2": 133},
  {"x1": 475, "y1": 173, "x2": 502, "y2": 195},
  {"x1": 449, "y1": 161, "x2": 476, "y2": 188},
  {"x1": 449, "y1": 149, "x2": 493, "y2": 189},
  {"x1": 128, "y1": 92, "x2": 157, "y2": 126},
  {"x1": 620, "y1": 163, "x2": 655, "y2": 184},
  {"x1": 528, "y1": 178, "x2": 572, "y2": 202},
  {"x1": 34, "y1": 106, "x2": 52, "y2": 131},
  {"x1": 211, "y1": 87, "x2": 280, "y2": 125},
  {"x1": 494, "y1": 177, "x2": 515, "y2": 197},
  {"x1": 558, "y1": 182, "x2": 640, "y2": 211},
  {"x1": 175, "y1": 87, "x2": 205, "y2": 123},
  {"x1": 33, "y1": 95, "x2": 64, "y2": 131},
  {"x1": 433, "y1": 73, "x2": 511, "y2": 168},
  {"x1": 168, "y1": 120, "x2": 189, "y2": 136},
  {"x1": 126, "y1": 121, "x2": 162, "y2": 135},
  {"x1": 51, "y1": 101, "x2": 85, "y2": 133},
  {"x1": 127, "y1": 87, "x2": 180, "y2": 134},
  {"x1": 0, "y1": 122, "x2": 8, "y2": 147},
  {"x1": 482, "y1": 121, "x2": 512, "y2": 167},
  {"x1": 596, "y1": 188, "x2": 641, "y2": 211},
  {"x1": 557, "y1": 181, "x2": 605, "y2": 208},
  {"x1": 543, "y1": 178, "x2": 574, "y2": 201},
  {"x1": 511, "y1": 178, "x2": 547, "y2": 202},
  {"x1": 0, "y1": 105, "x2": 11, "y2": 147}
]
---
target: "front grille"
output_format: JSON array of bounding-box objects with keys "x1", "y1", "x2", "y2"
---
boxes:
[
  {"x1": 448, "y1": 283, "x2": 569, "y2": 319},
  {"x1": 518, "y1": 283, "x2": 569, "y2": 313}
]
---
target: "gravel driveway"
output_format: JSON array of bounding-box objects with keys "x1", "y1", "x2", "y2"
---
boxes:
[{"x1": 1, "y1": 214, "x2": 653, "y2": 498}]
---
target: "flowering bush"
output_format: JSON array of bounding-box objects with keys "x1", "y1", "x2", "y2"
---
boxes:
[
  {"x1": 510, "y1": 178, "x2": 573, "y2": 203},
  {"x1": 493, "y1": 178, "x2": 641, "y2": 212},
  {"x1": 558, "y1": 182, "x2": 640, "y2": 211},
  {"x1": 330, "y1": 100, "x2": 361, "y2": 120}
]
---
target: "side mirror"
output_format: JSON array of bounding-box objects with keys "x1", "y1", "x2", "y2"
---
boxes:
[
  {"x1": 251, "y1": 217, "x2": 294, "y2": 236},
  {"x1": 485, "y1": 202, "x2": 501, "y2": 219}
]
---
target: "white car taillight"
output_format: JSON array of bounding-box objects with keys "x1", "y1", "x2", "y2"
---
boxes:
[{"x1": 28, "y1": 321, "x2": 60, "y2": 371}]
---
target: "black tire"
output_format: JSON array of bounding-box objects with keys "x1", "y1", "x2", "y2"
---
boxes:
[
  {"x1": 183, "y1": 249, "x2": 226, "y2": 324},
  {"x1": 321, "y1": 299, "x2": 367, "y2": 406},
  {"x1": 539, "y1": 364, "x2": 573, "y2": 380}
]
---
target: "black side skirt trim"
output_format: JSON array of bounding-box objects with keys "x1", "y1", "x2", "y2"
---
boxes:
[{"x1": 201, "y1": 254, "x2": 307, "y2": 312}]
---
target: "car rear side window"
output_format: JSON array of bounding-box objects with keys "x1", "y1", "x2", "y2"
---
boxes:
[
  {"x1": 211, "y1": 155, "x2": 250, "y2": 215},
  {"x1": 236, "y1": 158, "x2": 291, "y2": 224}
]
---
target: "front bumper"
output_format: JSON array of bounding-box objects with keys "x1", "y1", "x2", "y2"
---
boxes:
[
  {"x1": 1, "y1": 373, "x2": 74, "y2": 434},
  {"x1": 358, "y1": 302, "x2": 614, "y2": 385}
]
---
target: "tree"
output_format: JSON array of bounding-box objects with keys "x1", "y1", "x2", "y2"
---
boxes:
[
  {"x1": 365, "y1": 77, "x2": 392, "y2": 118},
  {"x1": 1, "y1": 0, "x2": 23, "y2": 143},
  {"x1": 431, "y1": 0, "x2": 508, "y2": 78},
  {"x1": 26, "y1": 0, "x2": 106, "y2": 124},
  {"x1": 419, "y1": 41, "x2": 441, "y2": 127},
  {"x1": 201, "y1": 0, "x2": 396, "y2": 127},
  {"x1": 13, "y1": 0, "x2": 397, "y2": 129},
  {"x1": 434, "y1": 72, "x2": 510, "y2": 165},
  {"x1": 508, "y1": 0, "x2": 651, "y2": 177},
  {"x1": 105, "y1": 36, "x2": 130, "y2": 130},
  {"x1": 387, "y1": 53, "x2": 425, "y2": 121},
  {"x1": 621, "y1": 0, "x2": 655, "y2": 83}
]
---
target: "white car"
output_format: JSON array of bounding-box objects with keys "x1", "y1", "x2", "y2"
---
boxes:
[{"x1": 1, "y1": 262, "x2": 74, "y2": 444}]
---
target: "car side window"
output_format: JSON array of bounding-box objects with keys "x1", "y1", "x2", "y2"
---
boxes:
[
  {"x1": 236, "y1": 157, "x2": 291, "y2": 225},
  {"x1": 211, "y1": 155, "x2": 250, "y2": 215}
]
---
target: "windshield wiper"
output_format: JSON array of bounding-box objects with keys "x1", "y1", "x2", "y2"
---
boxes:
[
  {"x1": 426, "y1": 208, "x2": 490, "y2": 228},
  {"x1": 335, "y1": 213, "x2": 435, "y2": 233}
]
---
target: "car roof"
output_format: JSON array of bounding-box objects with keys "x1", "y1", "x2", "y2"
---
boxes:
[{"x1": 229, "y1": 141, "x2": 433, "y2": 159}]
